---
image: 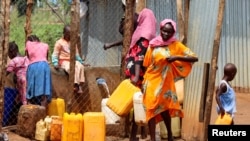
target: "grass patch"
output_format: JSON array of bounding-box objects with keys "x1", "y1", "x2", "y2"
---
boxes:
[{"x1": 9, "y1": 3, "x2": 70, "y2": 58}]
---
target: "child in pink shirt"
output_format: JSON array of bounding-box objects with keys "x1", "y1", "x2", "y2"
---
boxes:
[
  {"x1": 6, "y1": 41, "x2": 29, "y2": 105},
  {"x1": 25, "y1": 35, "x2": 52, "y2": 107}
]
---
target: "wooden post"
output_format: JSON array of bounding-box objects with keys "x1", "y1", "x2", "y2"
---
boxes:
[
  {"x1": 199, "y1": 63, "x2": 210, "y2": 122},
  {"x1": 183, "y1": 0, "x2": 190, "y2": 45},
  {"x1": 25, "y1": 0, "x2": 34, "y2": 41},
  {"x1": 0, "y1": 0, "x2": 11, "y2": 131},
  {"x1": 203, "y1": 0, "x2": 225, "y2": 140},
  {"x1": 68, "y1": 0, "x2": 79, "y2": 112},
  {"x1": 120, "y1": 0, "x2": 135, "y2": 80},
  {"x1": 176, "y1": 0, "x2": 185, "y2": 42},
  {"x1": 76, "y1": 0, "x2": 82, "y2": 57},
  {"x1": 75, "y1": 0, "x2": 81, "y2": 55},
  {"x1": 0, "y1": 0, "x2": 4, "y2": 131}
]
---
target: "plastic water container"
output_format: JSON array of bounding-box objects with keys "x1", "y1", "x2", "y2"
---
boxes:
[
  {"x1": 215, "y1": 113, "x2": 232, "y2": 125},
  {"x1": 50, "y1": 116, "x2": 62, "y2": 141},
  {"x1": 62, "y1": 113, "x2": 83, "y2": 141},
  {"x1": 48, "y1": 98, "x2": 65, "y2": 118},
  {"x1": 101, "y1": 98, "x2": 121, "y2": 124},
  {"x1": 83, "y1": 112, "x2": 105, "y2": 141},
  {"x1": 175, "y1": 79, "x2": 184, "y2": 104},
  {"x1": 159, "y1": 117, "x2": 181, "y2": 138},
  {"x1": 35, "y1": 119, "x2": 49, "y2": 141},
  {"x1": 44, "y1": 116, "x2": 52, "y2": 131},
  {"x1": 106, "y1": 79, "x2": 141, "y2": 116},
  {"x1": 133, "y1": 91, "x2": 147, "y2": 125}
]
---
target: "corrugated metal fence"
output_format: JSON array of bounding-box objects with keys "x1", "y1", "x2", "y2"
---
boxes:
[{"x1": 180, "y1": 0, "x2": 250, "y2": 140}]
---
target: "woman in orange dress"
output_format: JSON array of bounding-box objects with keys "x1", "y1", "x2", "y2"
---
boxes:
[{"x1": 142, "y1": 19, "x2": 198, "y2": 141}]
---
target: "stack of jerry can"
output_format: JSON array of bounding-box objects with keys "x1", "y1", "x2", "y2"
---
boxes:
[
  {"x1": 50, "y1": 116, "x2": 62, "y2": 141},
  {"x1": 61, "y1": 112, "x2": 106, "y2": 141},
  {"x1": 46, "y1": 98, "x2": 65, "y2": 141},
  {"x1": 106, "y1": 79, "x2": 141, "y2": 116},
  {"x1": 83, "y1": 112, "x2": 105, "y2": 141},
  {"x1": 62, "y1": 113, "x2": 83, "y2": 141}
]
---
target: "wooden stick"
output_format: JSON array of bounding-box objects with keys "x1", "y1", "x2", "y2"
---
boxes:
[
  {"x1": 68, "y1": 0, "x2": 80, "y2": 112},
  {"x1": 24, "y1": 0, "x2": 34, "y2": 41},
  {"x1": 203, "y1": 0, "x2": 225, "y2": 140},
  {"x1": 0, "y1": 0, "x2": 11, "y2": 132},
  {"x1": 183, "y1": 0, "x2": 190, "y2": 45},
  {"x1": 199, "y1": 63, "x2": 210, "y2": 122},
  {"x1": 176, "y1": 0, "x2": 185, "y2": 42}
]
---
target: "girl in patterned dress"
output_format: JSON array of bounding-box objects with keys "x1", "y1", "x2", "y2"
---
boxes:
[{"x1": 6, "y1": 41, "x2": 29, "y2": 105}]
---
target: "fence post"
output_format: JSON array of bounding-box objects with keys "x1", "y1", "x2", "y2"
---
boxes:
[
  {"x1": 67, "y1": 0, "x2": 80, "y2": 112},
  {"x1": 203, "y1": 0, "x2": 225, "y2": 140},
  {"x1": 120, "y1": 0, "x2": 135, "y2": 81},
  {"x1": 183, "y1": 0, "x2": 190, "y2": 45},
  {"x1": 0, "y1": 0, "x2": 11, "y2": 132},
  {"x1": 176, "y1": 0, "x2": 185, "y2": 42},
  {"x1": 25, "y1": 0, "x2": 34, "y2": 40}
]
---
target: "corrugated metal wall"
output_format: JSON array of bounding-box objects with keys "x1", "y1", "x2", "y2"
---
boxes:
[
  {"x1": 218, "y1": 0, "x2": 250, "y2": 92},
  {"x1": 182, "y1": 0, "x2": 219, "y2": 140},
  {"x1": 146, "y1": 0, "x2": 178, "y2": 34},
  {"x1": 177, "y1": 0, "x2": 250, "y2": 140},
  {"x1": 85, "y1": 0, "x2": 179, "y2": 67}
]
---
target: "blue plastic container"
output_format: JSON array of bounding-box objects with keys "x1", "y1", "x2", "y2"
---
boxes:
[{"x1": 3, "y1": 87, "x2": 18, "y2": 126}]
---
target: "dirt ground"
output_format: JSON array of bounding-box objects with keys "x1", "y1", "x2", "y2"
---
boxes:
[{"x1": 3, "y1": 93, "x2": 250, "y2": 141}]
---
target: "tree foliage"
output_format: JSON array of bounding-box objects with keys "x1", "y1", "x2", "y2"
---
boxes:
[{"x1": 12, "y1": 0, "x2": 37, "y2": 17}]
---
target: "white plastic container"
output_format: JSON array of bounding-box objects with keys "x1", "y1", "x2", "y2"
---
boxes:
[
  {"x1": 175, "y1": 79, "x2": 184, "y2": 104},
  {"x1": 101, "y1": 98, "x2": 121, "y2": 124},
  {"x1": 35, "y1": 119, "x2": 49, "y2": 141},
  {"x1": 133, "y1": 91, "x2": 147, "y2": 125},
  {"x1": 159, "y1": 117, "x2": 181, "y2": 138},
  {"x1": 44, "y1": 116, "x2": 52, "y2": 131}
]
